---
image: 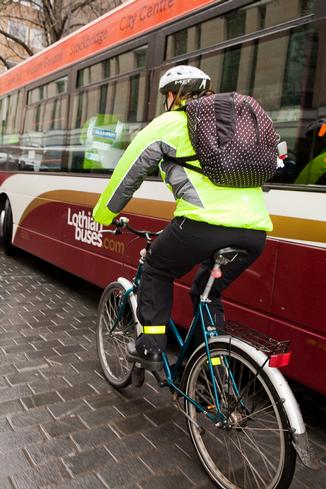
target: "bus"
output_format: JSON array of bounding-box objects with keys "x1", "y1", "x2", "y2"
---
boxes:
[{"x1": 0, "y1": 0, "x2": 325, "y2": 395}]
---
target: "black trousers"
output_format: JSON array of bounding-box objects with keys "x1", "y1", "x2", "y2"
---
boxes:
[{"x1": 136, "y1": 217, "x2": 266, "y2": 327}]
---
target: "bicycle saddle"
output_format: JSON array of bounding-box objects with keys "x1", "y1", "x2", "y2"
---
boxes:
[{"x1": 213, "y1": 247, "x2": 248, "y2": 263}]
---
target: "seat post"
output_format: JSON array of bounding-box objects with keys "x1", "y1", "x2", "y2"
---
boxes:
[{"x1": 200, "y1": 262, "x2": 222, "y2": 302}]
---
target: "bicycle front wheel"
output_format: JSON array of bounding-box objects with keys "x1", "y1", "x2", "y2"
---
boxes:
[
  {"x1": 96, "y1": 281, "x2": 136, "y2": 388},
  {"x1": 184, "y1": 342, "x2": 296, "y2": 489}
]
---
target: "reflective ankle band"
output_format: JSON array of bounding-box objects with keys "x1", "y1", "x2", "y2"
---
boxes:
[{"x1": 142, "y1": 325, "x2": 166, "y2": 334}]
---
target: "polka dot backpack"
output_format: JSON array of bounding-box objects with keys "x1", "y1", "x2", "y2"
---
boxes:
[{"x1": 168, "y1": 92, "x2": 279, "y2": 188}]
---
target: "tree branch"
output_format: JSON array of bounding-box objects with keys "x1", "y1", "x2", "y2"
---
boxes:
[
  {"x1": 0, "y1": 54, "x2": 10, "y2": 70},
  {"x1": 0, "y1": 28, "x2": 34, "y2": 55}
]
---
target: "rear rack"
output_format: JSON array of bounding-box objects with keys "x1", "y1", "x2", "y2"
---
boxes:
[{"x1": 217, "y1": 321, "x2": 290, "y2": 356}]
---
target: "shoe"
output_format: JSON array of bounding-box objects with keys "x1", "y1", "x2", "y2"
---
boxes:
[
  {"x1": 126, "y1": 341, "x2": 163, "y2": 371},
  {"x1": 131, "y1": 364, "x2": 145, "y2": 388}
]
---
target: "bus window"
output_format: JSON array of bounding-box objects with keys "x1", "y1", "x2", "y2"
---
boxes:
[
  {"x1": 0, "y1": 97, "x2": 7, "y2": 146},
  {"x1": 77, "y1": 46, "x2": 147, "y2": 88},
  {"x1": 165, "y1": 0, "x2": 315, "y2": 59},
  {"x1": 21, "y1": 97, "x2": 67, "y2": 172},
  {"x1": 68, "y1": 74, "x2": 147, "y2": 173},
  {"x1": 0, "y1": 92, "x2": 23, "y2": 170},
  {"x1": 28, "y1": 76, "x2": 68, "y2": 104}
]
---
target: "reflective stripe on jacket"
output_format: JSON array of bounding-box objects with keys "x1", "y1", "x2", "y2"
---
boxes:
[{"x1": 92, "y1": 109, "x2": 273, "y2": 232}]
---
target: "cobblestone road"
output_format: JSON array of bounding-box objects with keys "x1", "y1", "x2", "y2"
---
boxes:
[{"x1": 0, "y1": 246, "x2": 325, "y2": 489}]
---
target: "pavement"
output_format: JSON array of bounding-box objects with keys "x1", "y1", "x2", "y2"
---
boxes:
[{"x1": 0, "y1": 245, "x2": 325, "y2": 489}]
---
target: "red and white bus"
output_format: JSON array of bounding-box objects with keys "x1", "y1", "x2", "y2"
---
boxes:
[{"x1": 0, "y1": 0, "x2": 325, "y2": 394}]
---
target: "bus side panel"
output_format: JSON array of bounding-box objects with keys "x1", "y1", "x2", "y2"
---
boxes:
[
  {"x1": 268, "y1": 240, "x2": 326, "y2": 394},
  {"x1": 13, "y1": 224, "x2": 132, "y2": 289},
  {"x1": 222, "y1": 239, "x2": 278, "y2": 335},
  {"x1": 268, "y1": 316, "x2": 326, "y2": 395},
  {"x1": 271, "y1": 241, "x2": 325, "y2": 335}
]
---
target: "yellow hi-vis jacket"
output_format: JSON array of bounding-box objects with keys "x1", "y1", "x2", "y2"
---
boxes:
[{"x1": 93, "y1": 109, "x2": 273, "y2": 232}]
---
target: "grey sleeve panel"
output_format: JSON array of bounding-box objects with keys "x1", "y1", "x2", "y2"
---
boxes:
[
  {"x1": 107, "y1": 141, "x2": 176, "y2": 213},
  {"x1": 161, "y1": 162, "x2": 205, "y2": 208}
]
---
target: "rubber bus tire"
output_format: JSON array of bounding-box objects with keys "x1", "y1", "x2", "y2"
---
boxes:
[{"x1": 2, "y1": 199, "x2": 16, "y2": 256}]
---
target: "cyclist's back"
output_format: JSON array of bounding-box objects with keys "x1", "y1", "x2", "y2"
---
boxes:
[{"x1": 93, "y1": 65, "x2": 272, "y2": 368}]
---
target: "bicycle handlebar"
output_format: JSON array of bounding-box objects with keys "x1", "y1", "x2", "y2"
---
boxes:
[{"x1": 102, "y1": 217, "x2": 162, "y2": 238}]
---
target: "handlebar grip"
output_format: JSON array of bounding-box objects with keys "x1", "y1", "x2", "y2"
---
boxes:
[{"x1": 113, "y1": 217, "x2": 130, "y2": 228}]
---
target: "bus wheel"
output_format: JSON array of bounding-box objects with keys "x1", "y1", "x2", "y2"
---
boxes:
[{"x1": 1, "y1": 199, "x2": 16, "y2": 255}]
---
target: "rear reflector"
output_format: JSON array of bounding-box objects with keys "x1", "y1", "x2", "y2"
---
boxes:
[{"x1": 269, "y1": 352, "x2": 292, "y2": 368}]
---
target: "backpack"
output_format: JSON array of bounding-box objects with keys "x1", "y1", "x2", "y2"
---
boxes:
[{"x1": 164, "y1": 92, "x2": 279, "y2": 188}]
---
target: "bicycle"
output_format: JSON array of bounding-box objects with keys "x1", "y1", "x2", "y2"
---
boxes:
[{"x1": 96, "y1": 217, "x2": 319, "y2": 489}]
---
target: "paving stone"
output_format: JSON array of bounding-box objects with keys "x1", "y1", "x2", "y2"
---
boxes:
[
  {"x1": 104, "y1": 432, "x2": 154, "y2": 461},
  {"x1": 45, "y1": 473, "x2": 106, "y2": 489},
  {"x1": 55, "y1": 344, "x2": 87, "y2": 356},
  {"x1": 112, "y1": 398, "x2": 154, "y2": 417},
  {"x1": 138, "y1": 469, "x2": 195, "y2": 489},
  {"x1": 70, "y1": 360, "x2": 101, "y2": 373},
  {"x1": 142, "y1": 420, "x2": 190, "y2": 447},
  {"x1": 143, "y1": 404, "x2": 179, "y2": 425},
  {"x1": 25, "y1": 437, "x2": 77, "y2": 465},
  {"x1": 0, "y1": 476, "x2": 13, "y2": 489},
  {"x1": 12, "y1": 460, "x2": 70, "y2": 489},
  {"x1": 15, "y1": 336, "x2": 47, "y2": 346},
  {"x1": 58, "y1": 383, "x2": 97, "y2": 402},
  {"x1": 64, "y1": 446, "x2": 112, "y2": 475},
  {"x1": 47, "y1": 398, "x2": 91, "y2": 420},
  {"x1": 97, "y1": 457, "x2": 151, "y2": 488},
  {"x1": 0, "y1": 363, "x2": 16, "y2": 376},
  {"x1": 0, "y1": 399, "x2": 25, "y2": 416},
  {"x1": 3, "y1": 343, "x2": 36, "y2": 355},
  {"x1": 15, "y1": 359, "x2": 50, "y2": 372},
  {"x1": 42, "y1": 417, "x2": 86, "y2": 438},
  {"x1": 6, "y1": 370, "x2": 43, "y2": 386},
  {"x1": 0, "y1": 384, "x2": 32, "y2": 402},
  {"x1": 62, "y1": 371, "x2": 107, "y2": 388},
  {"x1": 72, "y1": 425, "x2": 116, "y2": 451},
  {"x1": 0, "y1": 428, "x2": 45, "y2": 452},
  {"x1": 29, "y1": 377, "x2": 69, "y2": 395},
  {"x1": 137, "y1": 442, "x2": 191, "y2": 473},
  {"x1": 31, "y1": 339, "x2": 63, "y2": 350},
  {"x1": 41, "y1": 364, "x2": 77, "y2": 378},
  {"x1": 80, "y1": 405, "x2": 123, "y2": 428},
  {"x1": 27, "y1": 348, "x2": 61, "y2": 360},
  {"x1": 10, "y1": 406, "x2": 54, "y2": 430},
  {"x1": 0, "y1": 449, "x2": 31, "y2": 476},
  {"x1": 0, "y1": 416, "x2": 13, "y2": 433},
  {"x1": 22, "y1": 391, "x2": 62, "y2": 409},
  {"x1": 113, "y1": 413, "x2": 155, "y2": 436},
  {"x1": 82, "y1": 392, "x2": 118, "y2": 410},
  {"x1": 66, "y1": 328, "x2": 94, "y2": 338}
]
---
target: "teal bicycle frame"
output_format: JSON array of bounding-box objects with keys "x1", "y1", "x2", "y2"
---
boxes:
[{"x1": 112, "y1": 243, "x2": 239, "y2": 424}]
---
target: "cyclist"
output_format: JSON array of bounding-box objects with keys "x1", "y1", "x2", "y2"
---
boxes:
[
  {"x1": 295, "y1": 118, "x2": 326, "y2": 185},
  {"x1": 93, "y1": 65, "x2": 272, "y2": 369}
]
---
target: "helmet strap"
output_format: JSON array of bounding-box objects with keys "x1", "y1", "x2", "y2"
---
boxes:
[{"x1": 166, "y1": 85, "x2": 184, "y2": 111}]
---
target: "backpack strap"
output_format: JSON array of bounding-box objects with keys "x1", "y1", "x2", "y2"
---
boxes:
[{"x1": 162, "y1": 154, "x2": 204, "y2": 175}]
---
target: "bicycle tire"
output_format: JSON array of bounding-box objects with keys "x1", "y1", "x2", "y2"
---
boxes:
[
  {"x1": 184, "y1": 341, "x2": 296, "y2": 489},
  {"x1": 96, "y1": 281, "x2": 136, "y2": 388}
]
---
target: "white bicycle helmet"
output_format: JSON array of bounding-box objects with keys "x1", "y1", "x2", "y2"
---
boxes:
[{"x1": 159, "y1": 65, "x2": 211, "y2": 95}]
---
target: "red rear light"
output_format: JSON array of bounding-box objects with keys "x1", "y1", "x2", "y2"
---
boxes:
[{"x1": 269, "y1": 352, "x2": 292, "y2": 368}]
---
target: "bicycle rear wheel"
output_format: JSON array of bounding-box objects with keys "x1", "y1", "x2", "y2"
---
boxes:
[
  {"x1": 184, "y1": 342, "x2": 296, "y2": 489},
  {"x1": 96, "y1": 281, "x2": 136, "y2": 388}
]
